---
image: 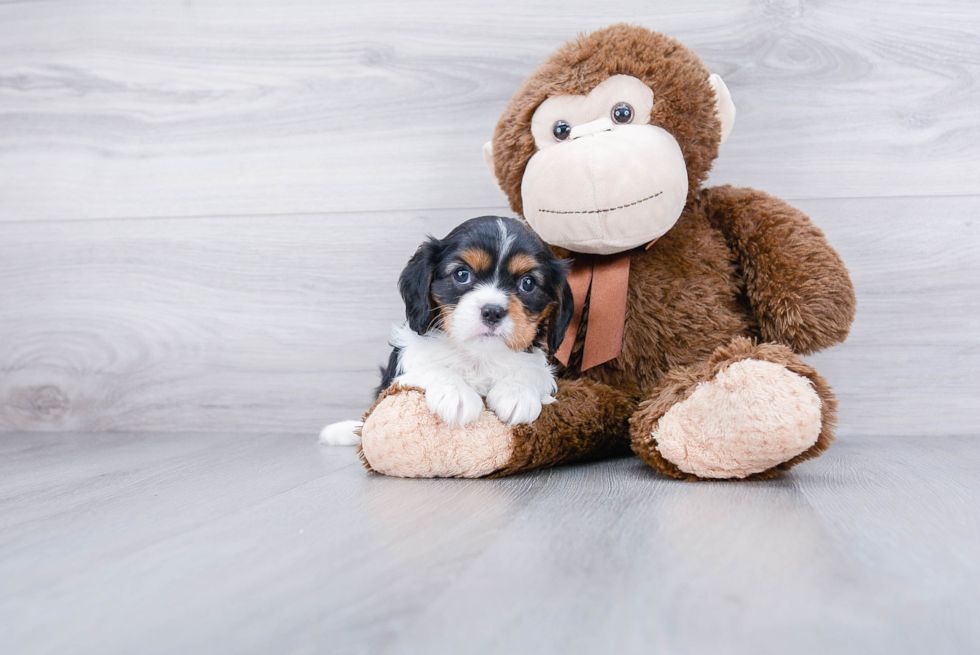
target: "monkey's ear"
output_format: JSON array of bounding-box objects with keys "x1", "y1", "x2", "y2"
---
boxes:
[
  {"x1": 398, "y1": 238, "x2": 440, "y2": 334},
  {"x1": 709, "y1": 74, "x2": 736, "y2": 145},
  {"x1": 482, "y1": 140, "x2": 505, "y2": 193}
]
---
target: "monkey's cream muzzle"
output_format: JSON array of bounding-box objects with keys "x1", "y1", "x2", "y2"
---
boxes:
[{"x1": 521, "y1": 122, "x2": 688, "y2": 255}]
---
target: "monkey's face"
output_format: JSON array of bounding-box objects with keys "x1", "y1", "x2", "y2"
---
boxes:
[
  {"x1": 485, "y1": 26, "x2": 736, "y2": 256},
  {"x1": 521, "y1": 75, "x2": 689, "y2": 255}
]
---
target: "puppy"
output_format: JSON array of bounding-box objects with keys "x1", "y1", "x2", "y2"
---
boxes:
[{"x1": 320, "y1": 216, "x2": 573, "y2": 446}]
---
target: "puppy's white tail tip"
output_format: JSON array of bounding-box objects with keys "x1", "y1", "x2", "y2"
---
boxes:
[{"x1": 319, "y1": 420, "x2": 363, "y2": 446}]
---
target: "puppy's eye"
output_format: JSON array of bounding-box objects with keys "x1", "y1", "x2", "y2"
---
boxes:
[
  {"x1": 552, "y1": 120, "x2": 571, "y2": 141},
  {"x1": 611, "y1": 102, "x2": 633, "y2": 124},
  {"x1": 519, "y1": 276, "x2": 536, "y2": 293},
  {"x1": 453, "y1": 269, "x2": 471, "y2": 284}
]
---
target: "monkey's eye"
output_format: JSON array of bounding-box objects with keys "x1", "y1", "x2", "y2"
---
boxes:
[
  {"x1": 519, "y1": 276, "x2": 536, "y2": 293},
  {"x1": 552, "y1": 120, "x2": 571, "y2": 141},
  {"x1": 453, "y1": 269, "x2": 471, "y2": 285},
  {"x1": 611, "y1": 102, "x2": 634, "y2": 124}
]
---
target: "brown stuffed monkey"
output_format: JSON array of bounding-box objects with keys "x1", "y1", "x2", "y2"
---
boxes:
[{"x1": 356, "y1": 24, "x2": 855, "y2": 480}]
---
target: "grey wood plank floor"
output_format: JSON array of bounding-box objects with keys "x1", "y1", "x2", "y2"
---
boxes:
[{"x1": 1, "y1": 432, "x2": 978, "y2": 654}]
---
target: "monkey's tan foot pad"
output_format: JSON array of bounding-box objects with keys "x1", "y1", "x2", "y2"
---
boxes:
[
  {"x1": 633, "y1": 359, "x2": 823, "y2": 480},
  {"x1": 358, "y1": 385, "x2": 515, "y2": 478}
]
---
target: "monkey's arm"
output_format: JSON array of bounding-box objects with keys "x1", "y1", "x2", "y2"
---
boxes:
[
  {"x1": 705, "y1": 185, "x2": 856, "y2": 354},
  {"x1": 357, "y1": 377, "x2": 634, "y2": 478},
  {"x1": 489, "y1": 377, "x2": 634, "y2": 477}
]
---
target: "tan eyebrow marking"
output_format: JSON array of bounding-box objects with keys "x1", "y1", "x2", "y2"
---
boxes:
[
  {"x1": 460, "y1": 248, "x2": 492, "y2": 271},
  {"x1": 538, "y1": 191, "x2": 662, "y2": 215},
  {"x1": 507, "y1": 253, "x2": 538, "y2": 276}
]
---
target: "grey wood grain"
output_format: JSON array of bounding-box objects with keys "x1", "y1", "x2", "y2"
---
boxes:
[
  {"x1": 1, "y1": 1, "x2": 978, "y2": 223},
  {"x1": 0, "y1": 207, "x2": 463, "y2": 433},
  {"x1": 2, "y1": 196, "x2": 978, "y2": 435},
  {"x1": 0, "y1": 432, "x2": 977, "y2": 654}
]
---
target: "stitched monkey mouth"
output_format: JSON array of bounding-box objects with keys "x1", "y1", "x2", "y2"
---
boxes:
[{"x1": 537, "y1": 191, "x2": 663, "y2": 215}]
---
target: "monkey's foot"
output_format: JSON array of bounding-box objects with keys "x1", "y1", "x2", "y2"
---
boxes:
[
  {"x1": 358, "y1": 384, "x2": 515, "y2": 478},
  {"x1": 630, "y1": 338, "x2": 836, "y2": 480}
]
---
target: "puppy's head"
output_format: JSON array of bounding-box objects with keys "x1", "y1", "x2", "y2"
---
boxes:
[{"x1": 399, "y1": 216, "x2": 573, "y2": 353}]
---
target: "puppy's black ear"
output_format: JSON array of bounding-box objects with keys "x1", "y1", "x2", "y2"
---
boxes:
[
  {"x1": 547, "y1": 261, "x2": 575, "y2": 356},
  {"x1": 399, "y1": 237, "x2": 441, "y2": 334}
]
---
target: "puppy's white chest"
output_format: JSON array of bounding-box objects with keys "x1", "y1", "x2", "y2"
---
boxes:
[{"x1": 392, "y1": 325, "x2": 557, "y2": 426}]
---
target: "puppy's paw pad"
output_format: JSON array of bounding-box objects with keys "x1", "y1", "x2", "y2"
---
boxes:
[
  {"x1": 425, "y1": 382, "x2": 484, "y2": 426},
  {"x1": 486, "y1": 384, "x2": 542, "y2": 425}
]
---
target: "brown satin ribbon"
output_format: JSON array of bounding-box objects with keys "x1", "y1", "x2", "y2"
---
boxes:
[{"x1": 554, "y1": 238, "x2": 659, "y2": 371}]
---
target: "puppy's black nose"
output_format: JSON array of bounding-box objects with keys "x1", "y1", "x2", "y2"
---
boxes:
[{"x1": 481, "y1": 304, "x2": 505, "y2": 326}]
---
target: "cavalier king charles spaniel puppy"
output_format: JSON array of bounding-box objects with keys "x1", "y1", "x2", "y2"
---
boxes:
[{"x1": 321, "y1": 216, "x2": 573, "y2": 445}]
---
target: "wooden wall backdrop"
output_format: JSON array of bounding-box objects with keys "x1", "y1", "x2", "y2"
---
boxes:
[{"x1": 1, "y1": 0, "x2": 978, "y2": 436}]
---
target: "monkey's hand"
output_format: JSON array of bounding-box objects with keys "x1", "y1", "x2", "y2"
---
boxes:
[
  {"x1": 705, "y1": 185, "x2": 856, "y2": 355},
  {"x1": 358, "y1": 384, "x2": 515, "y2": 478}
]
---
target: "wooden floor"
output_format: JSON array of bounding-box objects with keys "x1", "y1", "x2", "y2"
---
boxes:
[{"x1": 1, "y1": 432, "x2": 978, "y2": 654}]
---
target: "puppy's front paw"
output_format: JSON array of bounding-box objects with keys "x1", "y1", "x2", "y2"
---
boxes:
[
  {"x1": 486, "y1": 384, "x2": 543, "y2": 425},
  {"x1": 425, "y1": 382, "x2": 484, "y2": 426}
]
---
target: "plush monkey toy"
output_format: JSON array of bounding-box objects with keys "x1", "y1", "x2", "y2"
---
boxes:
[{"x1": 356, "y1": 24, "x2": 855, "y2": 480}]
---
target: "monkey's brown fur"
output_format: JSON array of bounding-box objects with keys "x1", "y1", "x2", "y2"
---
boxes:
[
  {"x1": 491, "y1": 377, "x2": 636, "y2": 478},
  {"x1": 483, "y1": 25, "x2": 854, "y2": 480},
  {"x1": 359, "y1": 25, "x2": 855, "y2": 480}
]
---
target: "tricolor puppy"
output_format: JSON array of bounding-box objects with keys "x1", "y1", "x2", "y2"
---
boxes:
[{"x1": 320, "y1": 216, "x2": 573, "y2": 446}]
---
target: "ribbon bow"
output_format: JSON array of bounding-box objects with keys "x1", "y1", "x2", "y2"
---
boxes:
[{"x1": 553, "y1": 238, "x2": 658, "y2": 371}]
